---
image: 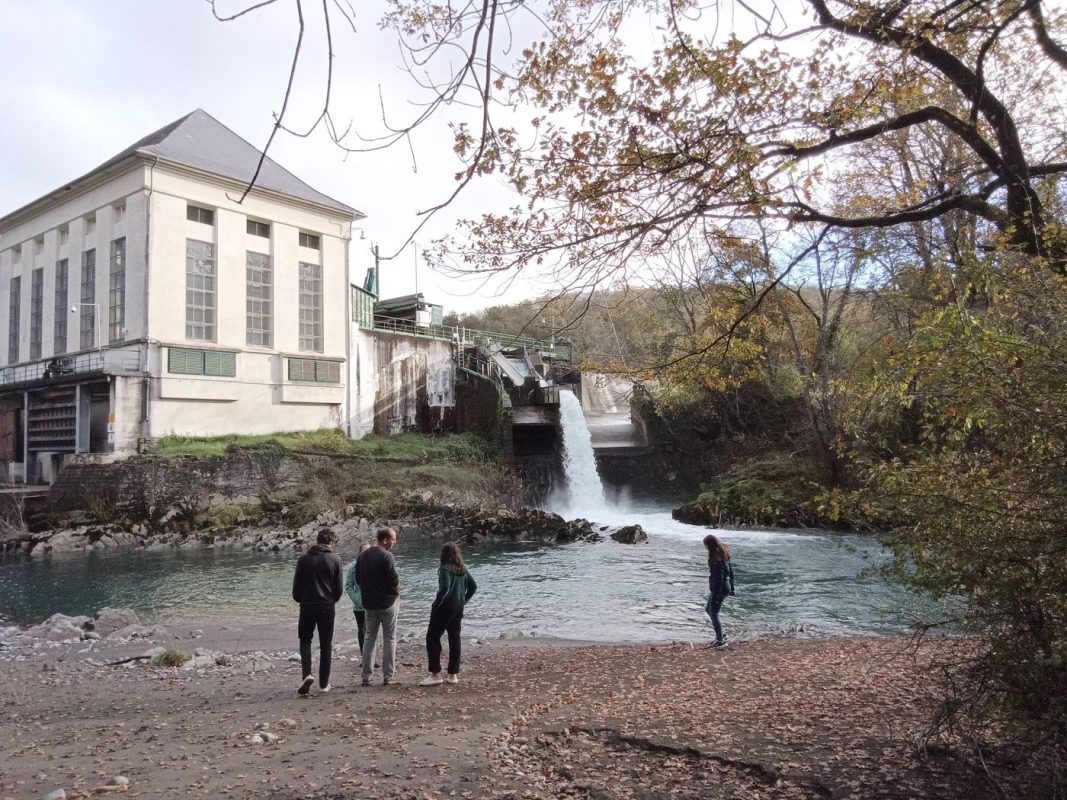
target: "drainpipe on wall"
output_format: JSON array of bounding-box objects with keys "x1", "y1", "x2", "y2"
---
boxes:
[
  {"x1": 141, "y1": 155, "x2": 158, "y2": 435},
  {"x1": 344, "y1": 229, "x2": 352, "y2": 438},
  {"x1": 22, "y1": 390, "x2": 28, "y2": 484}
]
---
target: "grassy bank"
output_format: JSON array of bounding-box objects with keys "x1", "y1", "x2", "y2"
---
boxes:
[{"x1": 156, "y1": 428, "x2": 497, "y2": 462}]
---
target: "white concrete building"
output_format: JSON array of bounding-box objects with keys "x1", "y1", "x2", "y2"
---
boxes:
[{"x1": 0, "y1": 110, "x2": 361, "y2": 482}]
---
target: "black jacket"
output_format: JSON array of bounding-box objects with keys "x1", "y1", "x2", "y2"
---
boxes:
[
  {"x1": 709, "y1": 558, "x2": 735, "y2": 598},
  {"x1": 292, "y1": 544, "x2": 344, "y2": 607},
  {"x1": 355, "y1": 545, "x2": 400, "y2": 610}
]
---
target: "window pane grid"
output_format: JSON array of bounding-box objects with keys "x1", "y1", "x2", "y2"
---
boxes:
[
  {"x1": 54, "y1": 259, "x2": 68, "y2": 354},
  {"x1": 298, "y1": 262, "x2": 323, "y2": 352},
  {"x1": 8, "y1": 276, "x2": 20, "y2": 364},
  {"x1": 247, "y1": 220, "x2": 270, "y2": 238},
  {"x1": 186, "y1": 205, "x2": 215, "y2": 225},
  {"x1": 109, "y1": 237, "x2": 125, "y2": 343},
  {"x1": 29, "y1": 268, "x2": 43, "y2": 360},
  {"x1": 185, "y1": 239, "x2": 216, "y2": 341},
  {"x1": 80, "y1": 249, "x2": 96, "y2": 349},
  {"x1": 246, "y1": 251, "x2": 273, "y2": 347}
]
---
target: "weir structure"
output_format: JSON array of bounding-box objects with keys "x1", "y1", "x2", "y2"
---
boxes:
[{"x1": 348, "y1": 301, "x2": 648, "y2": 470}]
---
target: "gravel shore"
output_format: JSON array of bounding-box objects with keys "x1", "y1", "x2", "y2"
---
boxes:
[{"x1": 0, "y1": 615, "x2": 993, "y2": 800}]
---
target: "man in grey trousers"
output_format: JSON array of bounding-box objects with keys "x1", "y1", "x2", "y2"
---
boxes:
[{"x1": 355, "y1": 527, "x2": 400, "y2": 686}]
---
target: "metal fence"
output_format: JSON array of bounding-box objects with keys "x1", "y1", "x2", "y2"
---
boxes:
[
  {"x1": 0, "y1": 348, "x2": 143, "y2": 389},
  {"x1": 372, "y1": 315, "x2": 572, "y2": 363}
]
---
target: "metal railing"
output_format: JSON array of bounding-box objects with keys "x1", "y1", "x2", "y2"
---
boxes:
[
  {"x1": 0, "y1": 348, "x2": 143, "y2": 389},
  {"x1": 456, "y1": 350, "x2": 512, "y2": 409},
  {"x1": 372, "y1": 315, "x2": 572, "y2": 363}
]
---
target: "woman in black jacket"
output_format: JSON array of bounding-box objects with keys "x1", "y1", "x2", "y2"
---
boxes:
[{"x1": 703, "y1": 533, "x2": 735, "y2": 648}]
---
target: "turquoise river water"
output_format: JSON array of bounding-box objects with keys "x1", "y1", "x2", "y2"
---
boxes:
[{"x1": 0, "y1": 499, "x2": 909, "y2": 644}]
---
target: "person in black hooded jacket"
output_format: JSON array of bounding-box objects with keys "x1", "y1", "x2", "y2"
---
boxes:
[{"x1": 292, "y1": 528, "x2": 344, "y2": 694}]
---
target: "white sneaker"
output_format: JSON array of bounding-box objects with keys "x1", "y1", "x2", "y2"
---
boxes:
[
  {"x1": 445, "y1": 674, "x2": 459, "y2": 684},
  {"x1": 319, "y1": 684, "x2": 332, "y2": 693},
  {"x1": 418, "y1": 675, "x2": 444, "y2": 686},
  {"x1": 298, "y1": 676, "x2": 314, "y2": 695}
]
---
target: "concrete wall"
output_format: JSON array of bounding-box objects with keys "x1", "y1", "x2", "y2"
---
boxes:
[
  {"x1": 49, "y1": 451, "x2": 326, "y2": 518},
  {"x1": 454, "y1": 371, "x2": 509, "y2": 452},
  {"x1": 348, "y1": 329, "x2": 455, "y2": 438},
  {"x1": 144, "y1": 168, "x2": 350, "y2": 438}
]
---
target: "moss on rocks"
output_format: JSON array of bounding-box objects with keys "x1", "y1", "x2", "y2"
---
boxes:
[{"x1": 671, "y1": 455, "x2": 849, "y2": 529}]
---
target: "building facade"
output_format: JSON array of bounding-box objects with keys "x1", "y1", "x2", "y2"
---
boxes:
[{"x1": 0, "y1": 110, "x2": 361, "y2": 482}]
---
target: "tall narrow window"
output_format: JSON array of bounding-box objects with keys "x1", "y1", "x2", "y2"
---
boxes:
[
  {"x1": 186, "y1": 239, "x2": 216, "y2": 341},
  {"x1": 246, "y1": 251, "x2": 273, "y2": 347},
  {"x1": 80, "y1": 248, "x2": 96, "y2": 350},
  {"x1": 8, "y1": 276, "x2": 20, "y2": 364},
  {"x1": 298, "y1": 261, "x2": 323, "y2": 352},
  {"x1": 109, "y1": 237, "x2": 126, "y2": 343},
  {"x1": 54, "y1": 258, "x2": 69, "y2": 355},
  {"x1": 29, "y1": 269, "x2": 43, "y2": 360}
]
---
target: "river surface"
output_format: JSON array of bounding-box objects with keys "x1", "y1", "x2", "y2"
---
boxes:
[
  {"x1": 0, "y1": 402, "x2": 912, "y2": 643},
  {"x1": 0, "y1": 501, "x2": 907, "y2": 643}
]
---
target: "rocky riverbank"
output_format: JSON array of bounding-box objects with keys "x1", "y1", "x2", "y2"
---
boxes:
[{"x1": 3, "y1": 493, "x2": 648, "y2": 556}]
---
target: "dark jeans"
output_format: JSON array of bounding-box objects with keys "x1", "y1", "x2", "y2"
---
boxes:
[
  {"x1": 705, "y1": 593, "x2": 726, "y2": 643},
  {"x1": 298, "y1": 604, "x2": 336, "y2": 688},
  {"x1": 426, "y1": 603, "x2": 464, "y2": 675},
  {"x1": 353, "y1": 609, "x2": 366, "y2": 653}
]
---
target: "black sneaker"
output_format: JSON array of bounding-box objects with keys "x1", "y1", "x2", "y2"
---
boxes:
[
  {"x1": 710, "y1": 640, "x2": 727, "y2": 649},
  {"x1": 382, "y1": 677, "x2": 393, "y2": 686},
  {"x1": 298, "y1": 676, "x2": 314, "y2": 695},
  {"x1": 361, "y1": 677, "x2": 370, "y2": 687}
]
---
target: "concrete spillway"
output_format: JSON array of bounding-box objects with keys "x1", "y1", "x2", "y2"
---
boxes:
[{"x1": 581, "y1": 373, "x2": 649, "y2": 454}]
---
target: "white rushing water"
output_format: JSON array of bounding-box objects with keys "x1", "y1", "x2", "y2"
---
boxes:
[{"x1": 548, "y1": 388, "x2": 607, "y2": 516}]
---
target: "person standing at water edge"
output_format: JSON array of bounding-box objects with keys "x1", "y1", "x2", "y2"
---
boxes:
[
  {"x1": 703, "y1": 533, "x2": 735, "y2": 648},
  {"x1": 357, "y1": 527, "x2": 400, "y2": 686},
  {"x1": 292, "y1": 528, "x2": 344, "y2": 694},
  {"x1": 344, "y1": 543, "x2": 370, "y2": 655},
  {"x1": 419, "y1": 543, "x2": 478, "y2": 686}
]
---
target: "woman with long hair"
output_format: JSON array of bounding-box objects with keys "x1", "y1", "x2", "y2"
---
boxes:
[
  {"x1": 703, "y1": 534, "x2": 735, "y2": 648},
  {"x1": 419, "y1": 542, "x2": 478, "y2": 686}
]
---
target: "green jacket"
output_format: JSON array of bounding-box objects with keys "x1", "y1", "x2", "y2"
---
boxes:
[
  {"x1": 344, "y1": 559, "x2": 364, "y2": 612},
  {"x1": 432, "y1": 565, "x2": 477, "y2": 610}
]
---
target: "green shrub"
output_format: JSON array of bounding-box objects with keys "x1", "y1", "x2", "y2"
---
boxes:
[{"x1": 673, "y1": 455, "x2": 833, "y2": 528}]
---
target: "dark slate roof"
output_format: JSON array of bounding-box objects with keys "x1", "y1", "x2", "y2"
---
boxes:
[
  {"x1": 3, "y1": 109, "x2": 359, "y2": 225},
  {"x1": 113, "y1": 109, "x2": 360, "y2": 215}
]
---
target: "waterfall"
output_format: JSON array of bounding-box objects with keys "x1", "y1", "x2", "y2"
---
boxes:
[{"x1": 550, "y1": 388, "x2": 606, "y2": 515}]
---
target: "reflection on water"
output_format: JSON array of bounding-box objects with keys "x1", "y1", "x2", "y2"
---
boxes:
[{"x1": 0, "y1": 503, "x2": 908, "y2": 643}]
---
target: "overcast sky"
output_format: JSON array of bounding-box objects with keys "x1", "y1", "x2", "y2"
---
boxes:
[{"x1": 0, "y1": 0, "x2": 542, "y2": 314}]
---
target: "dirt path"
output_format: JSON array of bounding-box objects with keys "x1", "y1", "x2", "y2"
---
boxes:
[{"x1": 0, "y1": 634, "x2": 988, "y2": 799}]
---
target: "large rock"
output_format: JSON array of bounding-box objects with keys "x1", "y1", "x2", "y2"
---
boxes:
[
  {"x1": 25, "y1": 614, "x2": 90, "y2": 642},
  {"x1": 611, "y1": 524, "x2": 647, "y2": 544},
  {"x1": 92, "y1": 607, "x2": 141, "y2": 636}
]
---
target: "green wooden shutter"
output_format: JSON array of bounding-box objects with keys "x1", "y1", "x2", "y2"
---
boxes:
[
  {"x1": 203, "y1": 350, "x2": 236, "y2": 377},
  {"x1": 315, "y1": 360, "x2": 340, "y2": 383},
  {"x1": 168, "y1": 348, "x2": 204, "y2": 375},
  {"x1": 288, "y1": 358, "x2": 315, "y2": 381}
]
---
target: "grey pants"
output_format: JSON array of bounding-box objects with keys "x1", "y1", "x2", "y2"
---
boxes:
[{"x1": 362, "y1": 603, "x2": 399, "y2": 681}]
